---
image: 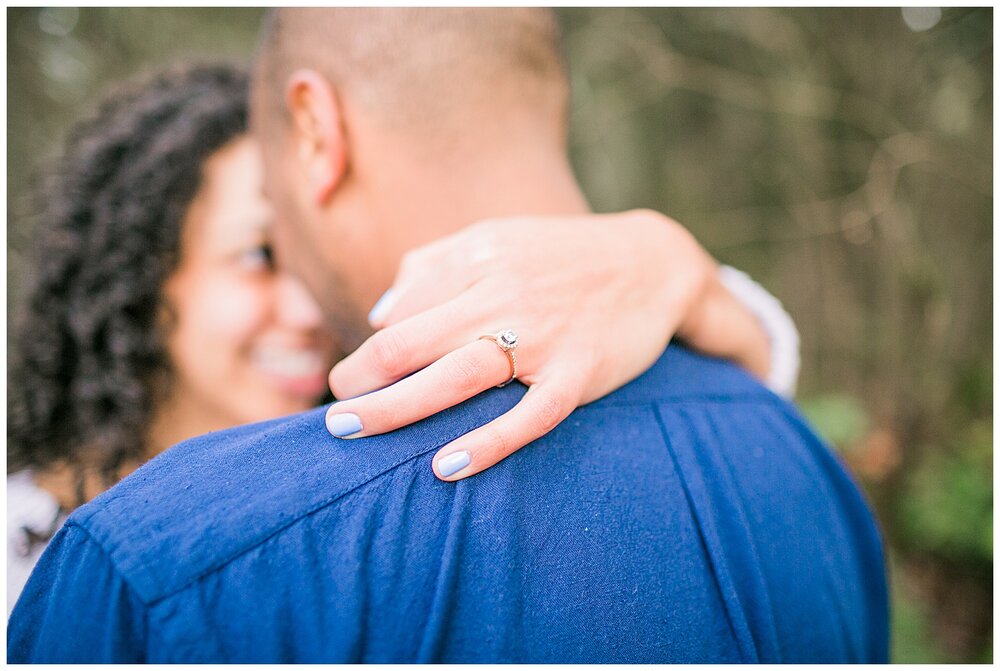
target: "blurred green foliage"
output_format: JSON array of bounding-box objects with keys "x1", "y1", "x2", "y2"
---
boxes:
[
  {"x1": 7, "y1": 7, "x2": 992, "y2": 662},
  {"x1": 800, "y1": 393, "x2": 871, "y2": 448},
  {"x1": 900, "y1": 419, "x2": 992, "y2": 563}
]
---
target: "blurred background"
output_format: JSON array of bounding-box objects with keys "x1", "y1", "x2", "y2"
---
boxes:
[{"x1": 7, "y1": 7, "x2": 992, "y2": 662}]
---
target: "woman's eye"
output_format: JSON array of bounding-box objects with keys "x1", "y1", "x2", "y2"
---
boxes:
[{"x1": 239, "y1": 244, "x2": 275, "y2": 271}]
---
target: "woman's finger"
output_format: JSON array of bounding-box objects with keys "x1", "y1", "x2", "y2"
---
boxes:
[
  {"x1": 325, "y1": 339, "x2": 512, "y2": 438},
  {"x1": 431, "y1": 376, "x2": 580, "y2": 481},
  {"x1": 329, "y1": 292, "x2": 487, "y2": 399}
]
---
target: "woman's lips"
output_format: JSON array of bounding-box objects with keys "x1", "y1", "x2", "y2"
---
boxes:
[{"x1": 251, "y1": 346, "x2": 330, "y2": 397}]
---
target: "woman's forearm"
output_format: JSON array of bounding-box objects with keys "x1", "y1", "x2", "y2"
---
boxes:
[
  {"x1": 678, "y1": 265, "x2": 800, "y2": 397},
  {"x1": 677, "y1": 269, "x2": 774, "y2": 387}
]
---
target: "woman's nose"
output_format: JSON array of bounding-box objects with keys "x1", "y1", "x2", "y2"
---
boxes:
[{"x1": 275, "y1": 274, "x2": 324, "y2": 330}]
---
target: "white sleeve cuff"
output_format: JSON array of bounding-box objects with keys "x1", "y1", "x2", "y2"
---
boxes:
[{"x1": 717, "y1": 265, "x2": 801, "y2": 398}]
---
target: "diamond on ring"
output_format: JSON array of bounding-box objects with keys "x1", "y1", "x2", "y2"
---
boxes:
[{"x1": 498, "y1": 329, "x2": 518, "y2": 351}]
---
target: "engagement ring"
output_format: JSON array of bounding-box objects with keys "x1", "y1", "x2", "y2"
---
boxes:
[{"x1": 479, "y1": 329, "x2": 519, "y2": 387}]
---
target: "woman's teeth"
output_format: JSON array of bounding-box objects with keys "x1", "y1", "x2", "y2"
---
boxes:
[{"x1": 252, "y1": 348, "x2": 326, "y2": 378}]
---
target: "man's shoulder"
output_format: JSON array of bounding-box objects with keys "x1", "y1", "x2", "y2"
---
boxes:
[
  {"x1": 599, "y1": 343, "x2": 776, "y2": 406},
  {"x1": 68, "y1": 376, "x2": 526, "y2": 605},
  {"x1": 67, "y1": 344, "x2": 772, "y2": 606}
]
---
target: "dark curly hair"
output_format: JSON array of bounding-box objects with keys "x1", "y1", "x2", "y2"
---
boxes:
[{"x1": 8, "y1": 63, "x2": 250, "y2": 495}]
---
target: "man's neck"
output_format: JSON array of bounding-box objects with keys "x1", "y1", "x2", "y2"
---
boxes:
[{"x1": 359, "y1": 136, "x2": 592, "y2": 258}]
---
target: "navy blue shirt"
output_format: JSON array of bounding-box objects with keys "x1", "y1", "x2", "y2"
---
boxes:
[{"x1": 8, "y1": 346, "x2": 888, "y2": 663}]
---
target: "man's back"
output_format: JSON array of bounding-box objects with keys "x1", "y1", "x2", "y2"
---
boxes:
[{"x1": 9, "y1": 345, "x2": 888, "y2": 663}]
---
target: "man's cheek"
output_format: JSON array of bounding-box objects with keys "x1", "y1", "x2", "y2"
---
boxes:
[
  {"x1": 269, "y1": 183, "x2": 311, "y2": 265},
  {"x1": 272, "y1": 217, "x2": 325, "y2": 299},
  {"x1": 269, "y1": 218, "x2": 296, "y2": 273}
]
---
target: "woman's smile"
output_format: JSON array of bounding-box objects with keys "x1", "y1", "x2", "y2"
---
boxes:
[{"x1": 250, "y1": 343, "x2": 331, "y2": 398}]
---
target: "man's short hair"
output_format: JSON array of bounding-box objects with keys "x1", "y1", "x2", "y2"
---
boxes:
[{"x1": 254, "y1": 8, "x2": 570, "y2": 142}]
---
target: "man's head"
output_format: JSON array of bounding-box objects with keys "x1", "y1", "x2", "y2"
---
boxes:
[{"x1": 251, "y1": 8, "x2": 584, "y2": 350}]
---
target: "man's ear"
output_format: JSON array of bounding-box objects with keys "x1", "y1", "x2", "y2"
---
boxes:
[{"x1": 284, "y1": 69, "x2": 348, "y2": 205}]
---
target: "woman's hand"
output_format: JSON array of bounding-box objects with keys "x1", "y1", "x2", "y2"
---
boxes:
[{"x1": 324, "y1": 209, "x2": 773, "y2": 481}]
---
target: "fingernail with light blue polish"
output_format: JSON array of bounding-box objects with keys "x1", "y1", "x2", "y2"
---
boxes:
[
  {"x1": 368, "y1": 288, "x2": 396, "y2": 325},
  {"x1": 327, "y1": 412, "x2": 363, "y2": 438},
  {"x1": 437, "y1": 451, "x2": 471, "y2": 478}
]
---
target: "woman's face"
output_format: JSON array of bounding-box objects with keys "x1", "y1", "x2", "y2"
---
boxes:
[{"x1": 162, "y1": 136, "x2": 339, "y2": 430}]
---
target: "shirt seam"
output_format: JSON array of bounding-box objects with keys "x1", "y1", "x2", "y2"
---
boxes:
[
  {"x1": 586, "y1": 391, "x2": 779, "y2": 409},
  {"x1": 652, "y1": 403, "x2": 755, "y2": 662},
  {"x1": 58, "y1": 519, "x2": 151, "y2": 662}
]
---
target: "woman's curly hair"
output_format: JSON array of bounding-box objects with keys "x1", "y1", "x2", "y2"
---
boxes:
[{"x1": 8, "y1": 63, "x2": 250, "y2": 492}]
